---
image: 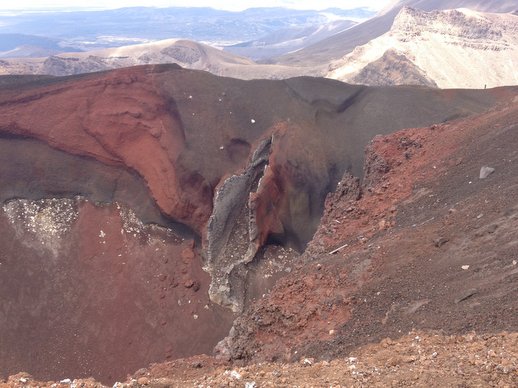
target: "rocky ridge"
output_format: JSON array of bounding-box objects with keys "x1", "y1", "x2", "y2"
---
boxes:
[{"x1": 2, "y1": 331, "x2": 518, "y2": 387}]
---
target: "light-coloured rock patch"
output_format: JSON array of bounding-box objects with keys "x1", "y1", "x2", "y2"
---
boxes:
[{"x1": 2, "y1": 198, "x2": 79, "y2": 257}]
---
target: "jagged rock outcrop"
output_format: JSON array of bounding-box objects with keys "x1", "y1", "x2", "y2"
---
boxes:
[{"x1": 204, "y1": 136, "x2": 273, "y2": 311}]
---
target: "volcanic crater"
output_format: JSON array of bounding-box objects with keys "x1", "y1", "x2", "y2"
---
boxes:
[{"x1": 0, "y1": 64, "x2": 516, "y2": 383}]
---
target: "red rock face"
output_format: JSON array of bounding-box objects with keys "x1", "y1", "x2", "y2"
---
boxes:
[
  {"x1": 0, "y1": 67, "x2": 212, "y2": 232},
  {"x1": 249, "y1": 124, "x2": 322, "y2": 251}
]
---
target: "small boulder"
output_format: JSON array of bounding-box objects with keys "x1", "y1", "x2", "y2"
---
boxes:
[
  {"x1": 479, "y1": 166, "x2": 495, "y2": 179},
  {"x1": 433, "y1": 237, "x2": 449, "y2": 248}
]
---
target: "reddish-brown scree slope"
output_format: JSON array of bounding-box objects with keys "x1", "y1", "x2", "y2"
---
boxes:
[
  {"x1": 223, "y1": 95, "x2": 518, "y2": 367},
  {"x1": 0, "y1": 64, "x2": 516, "y2": 383}
]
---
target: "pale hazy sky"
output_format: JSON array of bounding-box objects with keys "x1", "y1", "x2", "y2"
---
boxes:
[{"x1": 0, "y1": 0, "x2": 392, "y2": 12}]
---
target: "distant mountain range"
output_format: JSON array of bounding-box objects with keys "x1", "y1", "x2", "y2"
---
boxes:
[
  {"x1": 0, "y1": 1, "x2": 517, "y2": 89},
  {"x1": 0, "y1": 33, "x2": 81, "y2": 58},
  {"x1": 0, "y1": 7, "x2": 373, "y2": 55},
  {"x1": 0, "y1": 39, "x2": 312, "y2": 80},
  {"x1": 225, "y1": 19, "x2": 357, "y2": 61}
]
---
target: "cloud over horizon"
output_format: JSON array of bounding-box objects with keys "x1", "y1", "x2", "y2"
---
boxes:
[{"x1": 0, "y1": 0, "x2": 392, "y2": 12}]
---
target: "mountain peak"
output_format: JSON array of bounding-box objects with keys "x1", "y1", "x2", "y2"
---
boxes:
[{"x1": 327, "y1": 7, "x2": 518, "y2": 88}]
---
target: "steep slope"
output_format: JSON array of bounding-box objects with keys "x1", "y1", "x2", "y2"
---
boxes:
[
  {"x1": 327, "y1": 7, "x2": 518, "y2": 88},
  {"x1": 275, "y1": 0, "x2": 517, "y2": 66},
  {"x1": 0, "y1": 65, "x2": 515, "y2": 383},
  {"x1": 0, "y1": 39, "x2": 311, "y2": 80},
  {"x1": 223, "y1": 91, "x2": 518, "y2": 367}
]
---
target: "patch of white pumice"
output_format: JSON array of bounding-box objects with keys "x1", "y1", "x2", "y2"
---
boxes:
[
  {"x1": 3, "y1": 197, "x2": 180, "y2": 256},
  {"x1": 3, "y1": 198, "x2": 79, "y2": 256},
  {"x1": 117, "y1": 204, "x2": 145, "y2": 237}
]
